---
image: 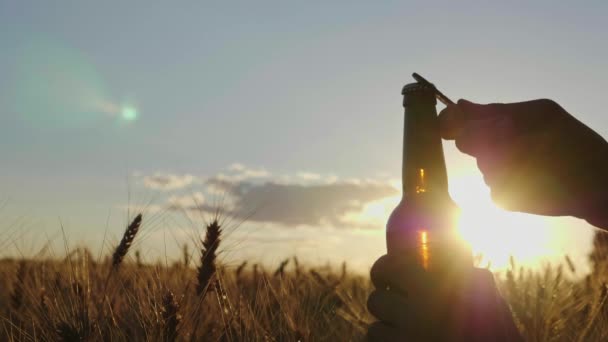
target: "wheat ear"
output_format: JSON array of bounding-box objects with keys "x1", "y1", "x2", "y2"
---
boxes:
[
  {"x1": 196, "y1": 219, "x2": 221, "y2": 296},
  {"x1": 112, "y1": 213, "x2": 142, "y2": 269},
  {"x1": 162, "y1": 290, "x2": 181, "y2": 341}
]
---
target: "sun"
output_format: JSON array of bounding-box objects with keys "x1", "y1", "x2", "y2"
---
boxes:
[
  {"x1": 450, "y1": 174, "x2": 558, "y2": 270},
  {"x1": 357, "y1": 174, "x2": 559, "y2": 271}
]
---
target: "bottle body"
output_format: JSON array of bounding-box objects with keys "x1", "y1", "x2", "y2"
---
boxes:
[
  {"x1": 386, "y1": 82, "x2": 471, "y2": 274},
  {"x1": 387, "y1": 192, "x2": 469, "y2": 273}
]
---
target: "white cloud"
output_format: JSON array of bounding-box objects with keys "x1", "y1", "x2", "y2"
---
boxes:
[
  {"x1": 228, "y1": 163, "x2": 245, "y2": 172},
  {"x1": 324, "y1": 174, "x2": 339, "y2": 184},
  {"x1": 216, "y1": 164, "x2": 272, "y2": 183},
  {"x1": 195, "y1": 178, "x2": 399, "y2": 228},
  {"x1": 168, "y1": 192, "x2": 205, "y2": 209},
  {"x1": 240, "y1": 168, "x2": 270, "y2": 179},
  {"x1": 140, "y1": 164, "x2": 399, "y2": 230},
  {"x1": 143, "y1": 173, "x2": 199, "y2": 191},
  {"x1": 297, "y1": 172, "x2": 322, "y2": 181}
]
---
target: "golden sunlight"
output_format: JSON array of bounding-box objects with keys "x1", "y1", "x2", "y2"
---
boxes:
[
  {"x1": 356, "y1": 174, "x2": 559, "y2": 271},
  {"x1": 451, "y1": 174, "x2": 558, "y2": 270}
]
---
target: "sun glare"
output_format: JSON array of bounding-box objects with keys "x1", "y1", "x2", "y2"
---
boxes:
[
  {"x1": 357, "y1": 173, "x2": 558, "y2": 271},
  {"x1": 452, "y1": 174, "x2": 557, "y2": 270}
]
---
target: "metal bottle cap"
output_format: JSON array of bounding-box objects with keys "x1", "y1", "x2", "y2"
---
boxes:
[
  {"x1": 401, "y1": 82, "x2": 436, "y2": 107},
  {"x1": 408, "y1": 73, "x2": 455, "y2": 106}
]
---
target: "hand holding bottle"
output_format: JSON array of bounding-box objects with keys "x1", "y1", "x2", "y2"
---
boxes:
[
  {"x1": 439, "y1": 99, "x2": 608, "y2": 228},
  {"x1": 366, "y1": 254, "x2": 522, "y2": 341}
]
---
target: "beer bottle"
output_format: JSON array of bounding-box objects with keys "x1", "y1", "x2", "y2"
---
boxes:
[{"x1": 386, "y1": 79, "x2": 471, "y2": 275}]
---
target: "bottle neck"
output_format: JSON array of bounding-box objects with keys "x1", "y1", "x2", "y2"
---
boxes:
[{"x1": 402, "y1": 88, "x2": 449, "y2": 198}]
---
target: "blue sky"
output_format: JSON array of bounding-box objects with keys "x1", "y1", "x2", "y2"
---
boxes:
[{"x1": 1, "y1": 2, "x2": 607, "y2": 270}]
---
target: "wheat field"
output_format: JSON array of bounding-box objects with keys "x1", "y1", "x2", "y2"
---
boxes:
[{"x1": 2, "y1": 215, "x2": 608, "y2": 341}]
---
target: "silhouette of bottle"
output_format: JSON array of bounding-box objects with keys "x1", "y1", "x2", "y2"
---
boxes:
[{"x1": 386, "y1": 81, "x2": 471, "y2": 275}]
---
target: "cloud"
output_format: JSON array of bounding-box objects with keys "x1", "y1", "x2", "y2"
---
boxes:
[
  {"x1": 143, "y1": 173, "x2": 198, "y2": 190},
  {"x1": 297, "y1": 172, "x2": 322, "y2": 181},
  {"x1": 240, "y1": 168, "x2": 270, "y2": 179},
  {"x1": 227, "y1": 163, "x2": 246, "y2": 172},
  {"x1": 140, "y1": 164, "x2": 399, "y2": 230},
  {"x1": 198, "y1": 177, "x2": 399, "y2": 228},
  {"x1": 168, "y1": 192, "x2": 205, "y2": 209},
  {"x1": 212, "y1": 164, "x2": 271, "y2": 184}
]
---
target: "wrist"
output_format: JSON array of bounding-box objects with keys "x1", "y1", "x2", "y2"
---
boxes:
[
  {"x1": 579, "y1": 152, "x2": 608, "y2": 230},
  {"x1": 585, "y1": 209, "x2": 608, "y2": 230},
  {"x1": 581, "y1": 193, "x2": 608, "y2": 230}
]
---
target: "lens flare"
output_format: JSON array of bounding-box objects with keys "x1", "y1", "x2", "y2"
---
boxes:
[
  {"x1": 121, "y1": 106, "x2": 138, "y2": 121},
  {"x1": 9, "y1": 38, "x2": 108, "y2": 128},
  {"x1": 8, "y1": 38, "x2": 141, "y2": 127}
]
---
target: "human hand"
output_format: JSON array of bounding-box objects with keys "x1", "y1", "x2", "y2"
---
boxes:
[
  {"x1": 366, "y1": 254, "x2": 521, "y2": 341},
  {"x1": 439, "y1": 99, "x2": 608, "y2": 228}
]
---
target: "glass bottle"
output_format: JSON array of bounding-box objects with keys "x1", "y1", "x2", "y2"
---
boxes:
[{"x1": 386, "y1": 81, "x2": 471, "y2": 274}]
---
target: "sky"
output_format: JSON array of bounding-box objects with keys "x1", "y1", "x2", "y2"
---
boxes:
[{"x1": 1, "y1": 2, "x2": 608, "y2": 272}]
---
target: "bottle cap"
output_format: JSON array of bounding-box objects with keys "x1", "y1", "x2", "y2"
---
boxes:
[{"x1": 402, "y1": 82, "x2": 436, "y2": 107}]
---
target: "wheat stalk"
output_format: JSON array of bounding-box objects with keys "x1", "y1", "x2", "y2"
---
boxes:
[
  {"x1": 161, "y1": 290, "x2": 181, "y2": 341},
  {"x1": 273, "y1": 259, "x2": 289, "y2": 278},
  {"x1": 293, "y1": 257, "x2": 301, "y2": 278},
  {"x1": 195, "y1": 219, "x2": 221, "y2": 296},
  {"x1": 10, "y1": 261, "x2": 26, "y2": 311},
  {"x1": 236, "y1": 261, "x2": 248, "y2": 279},
  {"x1": 111, "y1": 213, "x2": 142, "y2": 269},
  {"x1": 55, "y1": 321, "x2": 82, "y2": 342}
]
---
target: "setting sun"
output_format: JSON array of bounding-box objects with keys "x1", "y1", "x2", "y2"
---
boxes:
[
  {"x1": 451, "y1": 174, "x2": 557, "y2": 270},
  {"x1": 354, "y1": 172, "x2": 560, "y2": 271}
]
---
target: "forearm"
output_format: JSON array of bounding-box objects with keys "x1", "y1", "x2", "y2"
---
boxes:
[
  {"x1": 581, "y1": 181, "x2": 608, "y2": 230},
  {"x1": 585, "y1": 206, "x2": 608, "y2": 230},
  {"x1": 578, "y1": 155, "x2": 608, "y2": 230}
]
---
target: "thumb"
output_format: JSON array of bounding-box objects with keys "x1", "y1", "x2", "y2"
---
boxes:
[
  {"x1": 456, "y1": 99, "x2": 498, "y2": 120},
  {"x1": 439, "y1": 99, "x2": 488, "y2": 140},
  {"x1": 445, "y1": 100, "x2": 517, "y2": 156}
]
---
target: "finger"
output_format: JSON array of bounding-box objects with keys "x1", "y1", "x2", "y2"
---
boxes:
[
  {"x1": 444, "y1": 98, "x2": 564, "y2": 142},
  {"x1": 456, "y1": 99, "x2": 501, "y2": 119},
  {"x1": 459, "y1": 99, "x2": 563, "y2": 142},
  {"x1": 483, "y1": 134, "x2": 569, "y2": 215},
  {"x1": 438, "y1": 104, "x2": 465, "y2": 140},
  {"x1": 439, "y1": 99, "x2": 501, "y2": 140},
  {"x1": 370, "y1": 255, "x2": 428, "y2": 292},
  {"x1": 489, "y1": 168, "x2": 568, "y2": 216},
  {"x1": 367, "y1": 290, "x2": 409, "y2": 325},
  {"x1": 454, "y1": 116, "x2": 517, "y2": 157},
  {"x1": 474, "y1": 142, "x2": 517, "y2": 188},
  {"x1": 495, "y1": 99, "x2": 563, "y2": 133},
  {"x1": 366, "y1": 289, "x2": 434, "y2": 329},
  {"x1": 367, "y1": 321, "x2": 400, "y2": 342},
  {"x1": 440, "y1": 99, "x2": 518, "y2": 157}
]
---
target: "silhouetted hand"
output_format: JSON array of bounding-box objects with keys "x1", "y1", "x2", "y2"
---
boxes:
[
  {"x1": 439, "y1": 99, "x2": 608, "y2": 228},
  {"x1": 366, "y1": 254, "x2": 522, "y2": 342}
]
